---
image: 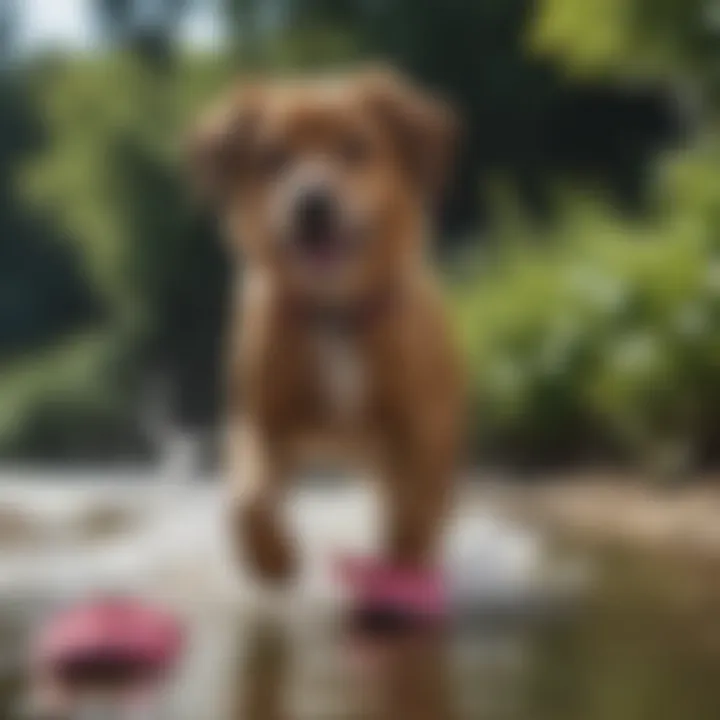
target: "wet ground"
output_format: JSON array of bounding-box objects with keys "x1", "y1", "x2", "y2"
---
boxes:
[
  {"x1": 4, "y1": 544, "x2": 720, "y2": 719},
  {"x1": 2, "y1": 479, "x2": 720, "y2": 719}
]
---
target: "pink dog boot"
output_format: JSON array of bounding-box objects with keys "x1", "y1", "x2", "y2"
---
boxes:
[
  {"x1": 32, "y1": 597, "x2": 184, "y2": 687},
  {"x1": 336, "y1": 555, "x2": 448, "y2": 632}
]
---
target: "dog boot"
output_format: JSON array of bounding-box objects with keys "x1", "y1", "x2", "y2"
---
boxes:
[{"x1": 335, "y1": 555, "x2": 447, "y2": 632}]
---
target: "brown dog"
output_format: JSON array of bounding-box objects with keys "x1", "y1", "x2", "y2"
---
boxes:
[{"x1": 191, "y1": 68, "x2": 465, "y2": 594}]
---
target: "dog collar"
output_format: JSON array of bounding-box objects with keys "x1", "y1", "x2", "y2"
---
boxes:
[{"x1": 287, "y1": 289, "x2": 397, "y2": 334}]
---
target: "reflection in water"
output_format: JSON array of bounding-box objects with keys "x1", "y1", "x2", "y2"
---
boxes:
[
  {"x1": 233, "y1": 620, "x2": 291, "y2": 720},
  {"x1": 4, "y1": 547, "x2": 720, "y2": 719},
  {"x1": 233, "y1": 620, "x2": 457, "y2": 720},
  {"x1": 351, "y1": 630, "x2": 453, "y2": 720},
  {"x1": 209, "y1": 548, "x2": 720, "y2": 720},
  {"x1": 231, "y1": 614, "x2": 532, "y2": 720}
]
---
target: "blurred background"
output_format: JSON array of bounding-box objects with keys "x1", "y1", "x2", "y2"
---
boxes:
[
  {"x1": 2, "y1": 0, "x2": 718, "y2": 475},
  {"x1": 4, "y1": 1, "x2": 720, "y2": 718}
]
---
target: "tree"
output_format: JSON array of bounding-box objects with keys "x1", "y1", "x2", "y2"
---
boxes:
[
  {"x1": 532, "y1": 0, "x2": 720, "y2": 96},
  {"x1": 94, "y1": 0, "x2": 192, "y2": 67}
]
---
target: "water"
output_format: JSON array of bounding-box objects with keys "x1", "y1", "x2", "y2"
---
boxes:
[
  {"x1": 4, "y1": 545, "x2": 720, "y2": 719},
  {"x1": 2, "y1": 478, "x2": 720, "y2": 719}
]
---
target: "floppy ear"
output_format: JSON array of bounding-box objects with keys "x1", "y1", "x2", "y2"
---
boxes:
[
  {"x1": 360, "y1": 68, "x2": 461, "y2": 202},
  {"x1": 188, "y1": 88, "x2": 261, "y2": 208}
]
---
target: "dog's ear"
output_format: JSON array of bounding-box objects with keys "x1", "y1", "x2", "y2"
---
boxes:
[
  {"x1": 360, "y1": 68, "x2": 461, "y2": 202},
  {"x1": 188, "y1": 87, "x2": 262, "y2": 208}
]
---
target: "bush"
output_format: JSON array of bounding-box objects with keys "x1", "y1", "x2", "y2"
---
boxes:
[{"x1": 453, "y1": 163, "x2": 720, "y2": 473}]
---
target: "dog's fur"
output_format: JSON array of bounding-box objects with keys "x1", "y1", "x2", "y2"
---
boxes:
[{"x1": 192, "y1": 68, "x2": 465, "y2": 580}]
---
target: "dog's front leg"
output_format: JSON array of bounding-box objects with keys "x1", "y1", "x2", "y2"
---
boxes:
[
  {"x1": 227, "y1": 420, "x2": 297, "y2": 583},
  {"x1": 381, "y1": 431, "x2": 456, "y2": 569}
]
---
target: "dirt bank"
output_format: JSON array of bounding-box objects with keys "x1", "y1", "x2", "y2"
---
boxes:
[{"x1": 481, "y1": 474, "x2": 720, "y2": 554}]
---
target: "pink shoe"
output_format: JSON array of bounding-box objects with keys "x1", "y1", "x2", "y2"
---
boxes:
[
  {"x1": 33, "y1": 597, "x2": 184, "y2": 684},
  {"x1": 335, "y1": 555, "x2": 448, "y2": 625}
]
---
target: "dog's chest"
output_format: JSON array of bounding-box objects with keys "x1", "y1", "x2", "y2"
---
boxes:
[{"x1": 311, "y1": 331, "x2": 367, "y2": 422}]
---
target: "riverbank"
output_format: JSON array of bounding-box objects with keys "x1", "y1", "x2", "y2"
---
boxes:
[
  {"x1": 3, "y1": 468, "x2": 720, "y2": 556},
  {"x1": 483, "y1": 474, "x2": 720, "y2": 555}
]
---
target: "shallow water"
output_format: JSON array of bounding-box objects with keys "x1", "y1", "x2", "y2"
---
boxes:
[{"x1": 3, "y1": 544, "x2": 720, "y2": 719}]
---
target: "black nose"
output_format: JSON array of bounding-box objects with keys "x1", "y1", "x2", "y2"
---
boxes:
[{"x1": 295, "y1": 188, "x2": 337, "y2": 239}]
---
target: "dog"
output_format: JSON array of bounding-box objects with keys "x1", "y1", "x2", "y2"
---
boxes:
[{"x1": 191, "y1": 67, "x2": 465, "y2": 618}]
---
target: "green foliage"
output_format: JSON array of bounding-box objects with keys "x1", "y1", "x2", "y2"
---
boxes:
[
  {"x1": 446, "y1": 0, "x2": 720, "y2": 472},
  {"x1": 0, "y1": 71, "x2": 96, "y2": 357},
  {"x1": 531, "y1": 0, "x2": 719, "y2": 88},
  {"x1": 23, "y1": 54, "x2": 218, "y2": 326},
  {"x1": 0, "y1": 52, "x2": 231, "y2": 458},
  {"x1": 454, "y1": 161, "x2": 720, "y2": 471},
  {"x1": 0, "y1": 331, "x2": 151, "y2": 460},
  {"x1": 0, "y1": 31, "x2": 363, "y2": 458},
  {"x1": 0, "y1": 0, "x2": 719, "y2": 467}
]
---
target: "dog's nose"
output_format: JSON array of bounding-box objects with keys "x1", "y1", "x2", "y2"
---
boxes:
[{"x1": 295, "y1": 187, "x2": 337, "y2": 239}]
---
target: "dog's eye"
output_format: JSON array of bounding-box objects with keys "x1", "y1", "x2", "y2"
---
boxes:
[{"x1": 339, "y1": 133, "x2": 371, "y2": 167}]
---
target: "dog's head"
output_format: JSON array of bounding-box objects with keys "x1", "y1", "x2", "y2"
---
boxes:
[{"x1": 191, "y1": 68, "x2": 459, "y2": 299}]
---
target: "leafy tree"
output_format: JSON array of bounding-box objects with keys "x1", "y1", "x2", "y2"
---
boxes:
[
  {"x1": 532, "y1": 0, "x2": 720, "y2": 99},
  {"x1": 94, "y1": 0, "x2": 192, "y2": 67},
  {"x1": 0, "y1": 0, "x2": 702, "y2": 461}
]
